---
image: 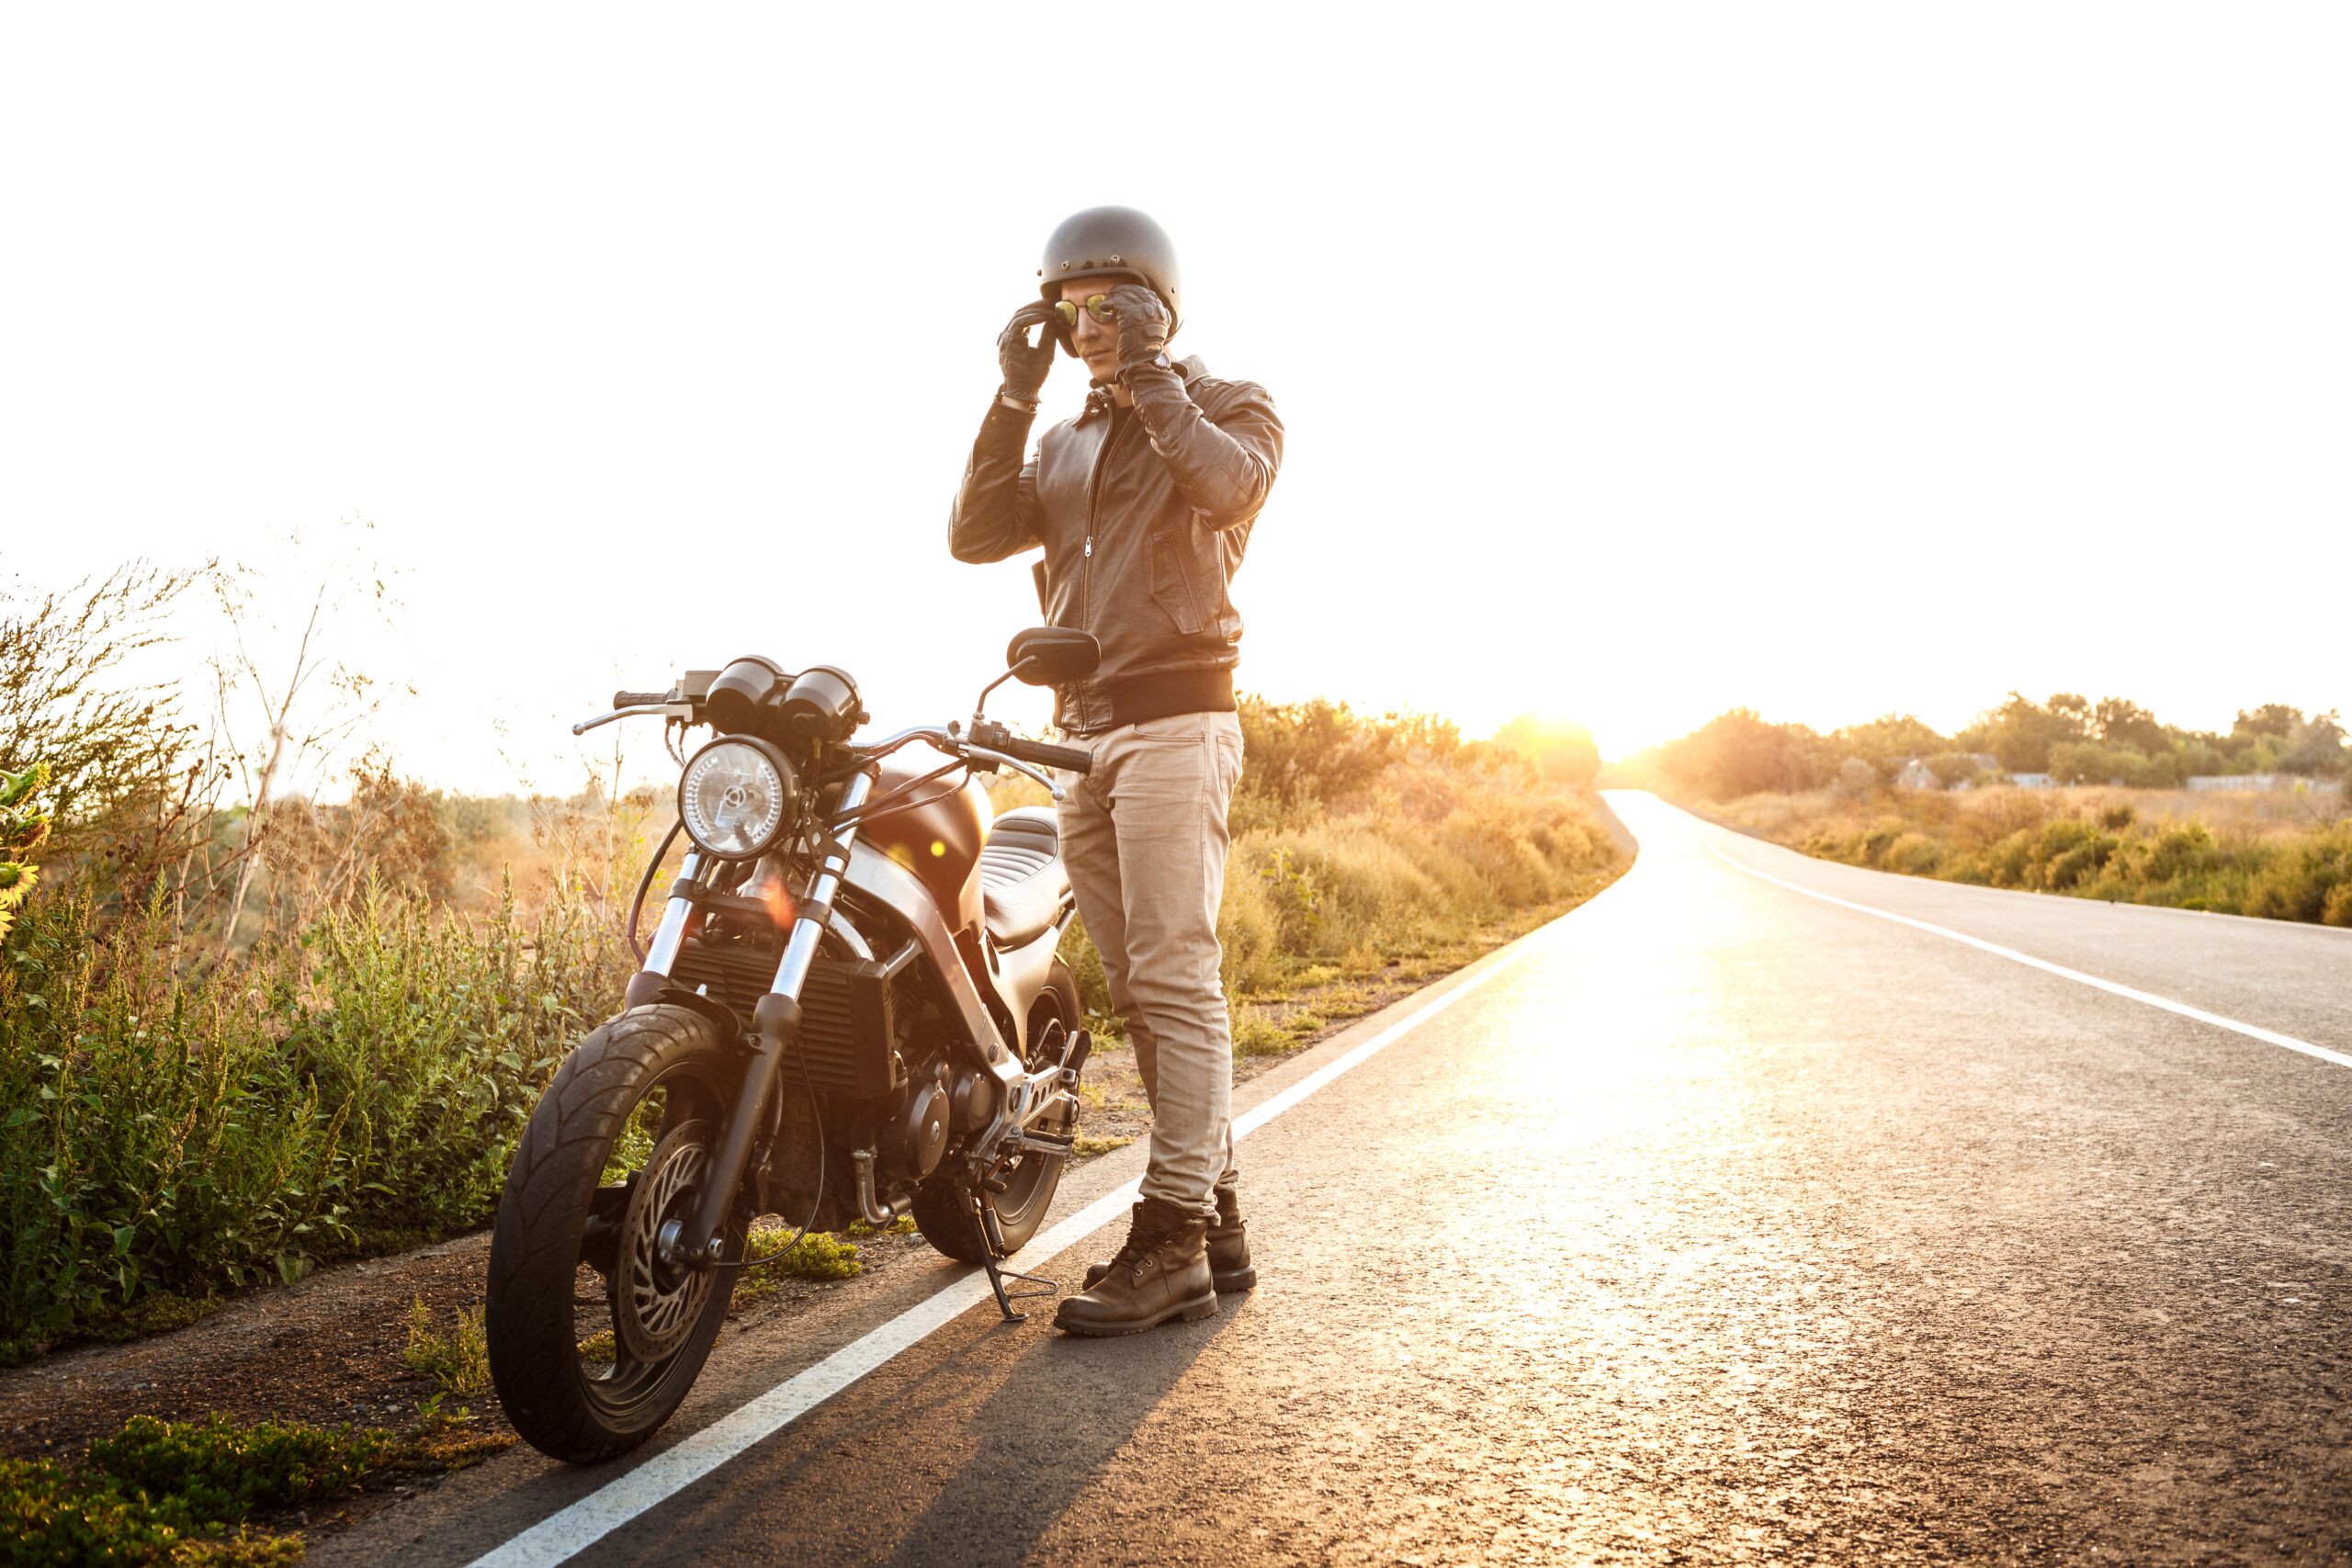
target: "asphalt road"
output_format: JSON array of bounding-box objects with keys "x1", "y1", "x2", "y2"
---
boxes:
[{"x1": 324, "y1": 791, "x2": 2352, "y2": 1566}]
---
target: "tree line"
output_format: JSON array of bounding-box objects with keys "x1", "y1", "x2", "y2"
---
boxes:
[{"x1": 1627, "y1": 693, "x2": 2348, "y2": 801}]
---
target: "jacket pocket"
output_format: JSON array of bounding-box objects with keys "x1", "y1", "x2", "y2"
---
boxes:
[{"x1": 1149, "y1": 529, "x2": 1205, "y2": 637}]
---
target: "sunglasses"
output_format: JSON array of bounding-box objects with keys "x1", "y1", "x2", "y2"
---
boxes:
[{"x1": 1051, "y1": 294, "x2": 1118, "y2": 328}]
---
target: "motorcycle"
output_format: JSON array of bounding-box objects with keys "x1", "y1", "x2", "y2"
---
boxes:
[{"x1": 485, "y1": 626, "x2": 1102, "y2": 1464}]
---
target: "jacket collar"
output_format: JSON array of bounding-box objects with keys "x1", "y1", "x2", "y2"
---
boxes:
[{"x1": 1079, "y1": 355, "x2": 1209, "y2": 423}]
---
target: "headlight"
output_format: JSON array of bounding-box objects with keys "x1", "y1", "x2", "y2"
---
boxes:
[{"x1": 677, "y1": 736, "x2": 797, "y2": 860}]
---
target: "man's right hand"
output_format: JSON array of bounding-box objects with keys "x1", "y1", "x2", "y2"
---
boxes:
[{"x1": 997, "y1": 302, "x2": 1058, "y2": 406}]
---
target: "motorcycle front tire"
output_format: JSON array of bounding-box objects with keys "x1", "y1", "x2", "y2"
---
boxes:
[{"x1": 487, "y1": 1003, "x2": 747, "y2": 1465}]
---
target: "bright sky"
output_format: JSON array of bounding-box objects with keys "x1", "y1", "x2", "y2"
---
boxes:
[{"x1": 5, "y1": 6, "x2": 2346, "y2": 797}]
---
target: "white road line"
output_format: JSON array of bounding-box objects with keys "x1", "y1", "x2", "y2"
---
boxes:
[
  {"x1": 1706, "y1": 840, "x2": 2352, "y2": 1071},
  {"x1": 469, "y1": 930, "x2": 1546, "y2": 1568}
]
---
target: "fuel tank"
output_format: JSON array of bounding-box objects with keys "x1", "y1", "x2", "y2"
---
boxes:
[{"x1": 861, "y1": 751, "x2": 990, "y2": 934}]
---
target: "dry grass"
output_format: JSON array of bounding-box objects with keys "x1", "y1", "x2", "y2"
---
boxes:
[
  {"x1": 1001, "y1": 755, "x2": 1622, "y2": 1047},
  {"x1": 1714, "y1": 783, "x2": 2345, "y2": 847},
  {"x1": 1707, "y1": 783, "x2": 2352, "y2": 925}
]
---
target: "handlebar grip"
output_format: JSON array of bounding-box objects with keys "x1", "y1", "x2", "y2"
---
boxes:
[
  {"x1": 613, "y1": 690, "x2": 673, "y2": 708},
  {"x1": 996, "y1": 734, "x2": 1094, "y2": 776}
]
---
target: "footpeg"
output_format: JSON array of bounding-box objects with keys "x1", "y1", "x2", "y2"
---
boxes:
[{"x1": 1058, "y1": 1029, "x2": 1092, "y2": 1084}]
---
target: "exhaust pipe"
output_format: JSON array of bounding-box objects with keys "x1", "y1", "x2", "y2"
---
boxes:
[{"x1": 849, "y1": 1149, "x2": 911, "y2": 1228}]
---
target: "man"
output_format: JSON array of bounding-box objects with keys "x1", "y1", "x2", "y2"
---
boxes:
[{"x1": 949, "y1": 206, "x2": 1283, "y2": 1337}]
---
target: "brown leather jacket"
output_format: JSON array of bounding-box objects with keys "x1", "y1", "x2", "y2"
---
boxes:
[{"x1": 949, "y1": 355, "x2": 1283, "y2": 735}]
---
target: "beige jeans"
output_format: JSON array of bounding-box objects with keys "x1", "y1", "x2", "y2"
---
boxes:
[{"x1": 1057, "y1": 709, "x2": 1245, "y2": 1219}]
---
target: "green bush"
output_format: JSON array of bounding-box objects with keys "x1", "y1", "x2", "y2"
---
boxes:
[
  {"x1": 0, "y1": 879, "x2": 624, "y2": 1355},
  {"x1": 85, "y1": 1414, "x2": 390, "y2": 1523},
  {"x1": 1, "y1": 1413, "x2": 388, "y2": 1566},
  {"x1": 2242, "y1": 832, "x2": 2352, "y2": 924},
  {"x1": 1, "y1": 1455, "x2": 307, "y2": 1567}
]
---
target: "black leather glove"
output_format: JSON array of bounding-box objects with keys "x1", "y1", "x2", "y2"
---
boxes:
[
  {"x1": 1107, "y1": 283, "x2": 1170, "y2": 379},
  {"x1": 996, "y1": 302, "x2": 1058, "y2": 407}
]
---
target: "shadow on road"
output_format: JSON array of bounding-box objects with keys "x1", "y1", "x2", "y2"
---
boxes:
[{"x1": 881, "y1": 1296, "x2": 1253, "y2": 1568}]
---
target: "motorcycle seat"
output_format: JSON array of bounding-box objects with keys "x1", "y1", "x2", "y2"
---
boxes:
[{"x1": 978, "y1": 807, "x2": 1069, "y2": 949}]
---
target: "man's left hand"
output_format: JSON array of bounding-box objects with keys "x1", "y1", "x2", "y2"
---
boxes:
[{"x1": 1108, "y1": 283, "x2": 1170, "y2": 378}]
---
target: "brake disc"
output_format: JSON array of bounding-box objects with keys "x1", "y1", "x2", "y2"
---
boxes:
[{"x1": 610, "y1": 1118, "x2": 718, "y2": 1364}]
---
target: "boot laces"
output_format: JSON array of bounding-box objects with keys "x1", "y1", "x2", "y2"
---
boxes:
[{"x1": 1109, "y1": 1201, "x2": 1184, "y2": 1272}]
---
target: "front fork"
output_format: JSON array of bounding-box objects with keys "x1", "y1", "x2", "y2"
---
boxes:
[{"x1": 638, "y1": 769, "x2": 876, "y2": 1272}]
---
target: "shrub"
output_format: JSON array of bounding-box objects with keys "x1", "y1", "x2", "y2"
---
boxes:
[
  {"x1": 1234, "y1": 695, "x2": 1461, "y2": 823},
  {"x1": 85, "y1": 1413, "x2": 390, "y2": 1520},
  {"x1": 1884, "y1": 833, "x2": 1942, "y2": 875},
  {"x1": 1, "y1": 1413, "x2": 388, "y2": 1566},
  {"x1": 1216, "y1": 867, "x2": 1283, "y2": 998},
  {"x1": 1, "y1": 1455, "x2": 306, "y2": 1567},
  {"x1": 2242, "y1": 831, "x2": 2352, "y2": 924},
  {"x1": 1055, "y1": 916, "x2": 1114, "y2": 1022}
]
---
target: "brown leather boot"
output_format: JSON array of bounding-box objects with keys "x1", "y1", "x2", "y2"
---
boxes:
[
  {"x1": 1053, "y1": 1198, "x2": 1216, "y2": 1337},
  {"x1": 1085, "y1": 1183, "x2": 1256, "y2": 1293},
  {"x1": 1205, "y1": 1180, "x2": 1257, "y2": 1292}
]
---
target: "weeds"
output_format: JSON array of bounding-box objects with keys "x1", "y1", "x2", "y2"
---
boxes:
[
  {"x1": 727, "y1": 1224, "x2": 868, "y2": 1309},
  {"x1": 401, "y1": 1298, "x2": 491, "y2": 1396},
  {"x1": 1230, "y1": 1009, "x2": 1293, "y2": 1058},
  {"x1": 844, "y1": 1215, "x2": 917, "y2": 1237},
  {"x1": 742, "y1": 1225, "x2": 861, "y2": 1281}
]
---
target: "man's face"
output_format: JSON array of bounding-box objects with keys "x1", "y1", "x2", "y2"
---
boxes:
[{"x1": 1059, "y1": 276, "x2": 1125, "y2": 382}]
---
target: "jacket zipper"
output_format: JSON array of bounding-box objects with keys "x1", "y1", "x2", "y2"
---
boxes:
[{"x1": 1080, "y1": 408, "x2": 1137, "y2": 720}]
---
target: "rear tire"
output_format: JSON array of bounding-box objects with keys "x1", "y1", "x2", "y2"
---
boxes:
[
  {"x1": 487, "y1": 1004, "x2": 748, "y2": 1465},
  {"x1": 913, "y1": 960, "x2": 1082, "y2": 1265}
]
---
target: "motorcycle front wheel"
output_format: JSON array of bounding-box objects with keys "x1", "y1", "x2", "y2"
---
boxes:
[
  {"x1": 912, "y1": 960, "x2": 1082, "y2": 1265},
  {"x1": 487, "y1": 1003, "x2": 748, "y2": 1465}
]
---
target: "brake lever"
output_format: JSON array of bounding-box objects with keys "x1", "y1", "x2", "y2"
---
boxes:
[
  {"x1": 571, "y1": 703, "x2": 691, "y2": 737},
  {"x1": 966, "y1": 746, "x2": 1066, "y2": 802}
]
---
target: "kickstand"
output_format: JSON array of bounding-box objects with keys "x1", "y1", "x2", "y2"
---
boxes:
[
  {"x1": 982, "y1": 1257, "x2": 1059, "y2": 1323},
  {"x1": 972, "y1": 1192, "x2": 1057, "y2": 1323}
]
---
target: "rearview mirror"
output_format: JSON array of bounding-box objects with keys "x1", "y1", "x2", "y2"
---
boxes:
[{"x1": 1005, "y1": 626, "x2": 1100, "y2": 686}]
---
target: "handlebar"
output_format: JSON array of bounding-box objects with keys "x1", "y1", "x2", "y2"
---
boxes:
[
  {"x1": 973, "y1": 722, "x2": 1094, "y2": 776},
  {"x1": 575, "y1": 697, "x2": 1095, "y2": 781}
]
